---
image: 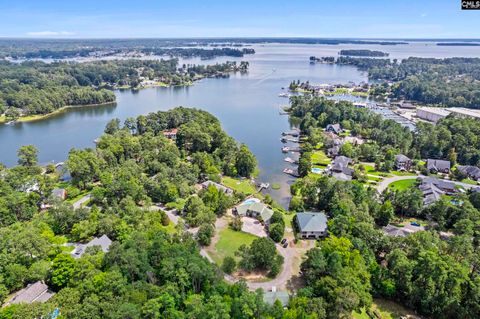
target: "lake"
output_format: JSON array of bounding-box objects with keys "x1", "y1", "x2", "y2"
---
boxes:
[{"x1": 2, "y1": 42, "x2": 480, "y2": 207}]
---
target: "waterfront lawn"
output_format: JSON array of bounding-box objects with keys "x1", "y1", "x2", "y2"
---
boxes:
[
  {"x1": 222, "y1": 176, "x2": 257, "y2": 195},
  {"x1": 209, "y1": 228, "x2": 257, "y2": 265},
  {"x1": 388, "y1": 179, "x2": 418, "y2": 191},
  {"x1": 311, "y1": 150, "x2": 331, "y2": 166}
]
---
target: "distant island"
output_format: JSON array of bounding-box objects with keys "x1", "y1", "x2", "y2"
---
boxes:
[
  {"x1": 437, "y1": 42, "x2": 480, "y2": 46},
  {"x1": 339, "y1": 49, "x2": 389, "y2": 57}
]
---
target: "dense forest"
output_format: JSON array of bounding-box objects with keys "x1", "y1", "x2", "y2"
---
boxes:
[
  {"x1": 337, "y1": 57, "x2": 480, "y2": 109},
  {"x1": 288, "y1": 96, "x2": 480, "y2": 318},
  {"x1": 0, "y1": 59, "x2": 248, "y2": 118},
  {"x1": 289, "y1": 96, "x2": 480, "y2": 166},
  {"x1": 338, "y1": 50, "x2": 389, "y2": 57}
]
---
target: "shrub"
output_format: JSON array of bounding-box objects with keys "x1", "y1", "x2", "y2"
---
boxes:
[{"x1": 222, "y1": 256, "x2": 236, "y2": 274}]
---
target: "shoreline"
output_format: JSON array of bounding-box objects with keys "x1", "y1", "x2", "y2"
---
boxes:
[{"x1": 0, "y1": 101, "x2": 117, "y2": 125}]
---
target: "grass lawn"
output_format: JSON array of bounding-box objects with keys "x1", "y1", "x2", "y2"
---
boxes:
[
  {"x1": 391, "y1": 170, "x2": 417, "y2": 177},
  {"x1": 311, "y1": 150, "x2": 331, "y2": 166},
  {"x1": 208, "y1": 228, "x2": 258, "y2": 265},
  {"x1": 282, "y1": 213, "x2": 296, "y2": 229},
  {"x1": 166, "y1": 198, "x2": 186, "y2": 211},
  {"x1": 461, "y1": 178, "x2": 479, "y2": 185},
  {"x1": 353, "y1": 298, "x2": 419, "y2": 319},
  {"x1": 388, "y1": 179, "x2": 418, "y2": 191},
  {"x1": 366, "y1": 175, "x2": 383, "y2": 182},
  {"x1": 222, "y1": 176, "x2": 257, "y2": 195}
]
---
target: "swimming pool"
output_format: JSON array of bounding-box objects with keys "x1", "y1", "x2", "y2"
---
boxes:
[
  {"x1": 242, "y1": 198, "x2": 261, "y2": 205},
  {"x1": 311, "y1": 167, "x2": 322, "y2": 174}
]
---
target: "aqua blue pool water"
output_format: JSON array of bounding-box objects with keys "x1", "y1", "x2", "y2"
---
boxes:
[
  {"x1": 311, "y1": 168, "x2": 322, "y2": 174},
  {"x1": 242, "y1": 198, "x2": 261, "y2": 205}
]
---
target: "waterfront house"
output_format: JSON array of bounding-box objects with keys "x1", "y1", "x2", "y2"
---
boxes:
[
  {"x1": 201, "y1": 181, "x2": 234, "y2": 195},
  {"x1": 426, "y1": 159, "x2": 451, "y2": 174},
  {"x1": 234, "y1": 202, "x2": 274, "y2": 225},
  {"x1": 329, "y1": 156, "x2": 354, "y2": 180},
  {"x1": 71, "y1": 235, "x2": 112, "y2": 259},
  {"x1": 457, "y1": 165, "x2": 480, "y2": 181},
  {"x1": 325, "y1": 123, "x2": 342, "y2": 134},
  {"x1": 5, "y1": 281, "x2": 54, "y2": 305},
  {"x1": 395, "y1": 154, "x2": 412, "y2": 171},
  {"x1": 294, "y1": 212, "x2": 328, "y2": 239}
]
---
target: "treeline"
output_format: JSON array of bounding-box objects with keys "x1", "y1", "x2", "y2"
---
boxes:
[
  {"x1": 142, "y1": 47, "x2": 255, "y2": 59},
  {"x1": 290, "y1": 174, "x2": 480, "y2": 318},
  {"x1": 338, "y1": 56, "x2": 480, "y2": 109},
  {"x1": 0, "y1": 59, "x2": 248, "y2": 117},
  {"x1": 289, "y1": 96, "x2": 480, "y2": 166},
  {"x1": 339, "y1": 49, "x2": 389, "y2": 57}
]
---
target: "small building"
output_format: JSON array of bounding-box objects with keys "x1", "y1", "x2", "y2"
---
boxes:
[
  {"x1": 416, "y1": 107, "x2": 451, "y2": 123},
  {"x1": 325, "y1": 124, "x2": 343, "y2": 134},
  {"x1": 383, "y1": 224, "x2": 425, "y2": 237},
  {"x1": 426, "y1": 159, "x2": 451, "y2": 174},
  {"x1": 51, "y1": 188, "x2": 67, "y2": 200},
  {"x1": 162, "y1": 128, "x2": 178, "y2": 139},
  {"x1": 235, "y1": 202, "x2": 274, "y2": 225},
  {"x1": 71, "y1": 235, "x2": 112, "y2": 259},
  {"x1": 457, "y1": 165, "x2": 480, "y2": 181},
  {"x1": 201, "y1": 181, "x2": 234, "y2": 196},
  {"x1": 327, "y1": 145, "x2": 340, "y2": 157},
  {"x1": 395, "y1": 154, "x2": 412, "y2": 171},
  {"x1": 5, "y1": 281, "x2": 54, "y2": 305},
  {"x1": 295, "y1": 212, "x2": 328, "y2": 239}
]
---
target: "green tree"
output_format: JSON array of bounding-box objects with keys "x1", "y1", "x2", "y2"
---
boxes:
[
  {"x1": 17, "y1": 145, "x2": 38, "y2": 167},
  {"x1": 222, "y1": 256, "x2": 236, "y2": 274},
  {"x1": 50, "y1": 254, "x2": 76, "y2": 289},
  {"x1": 235, "y1": 144, "x2": 257, "y2": 177}
]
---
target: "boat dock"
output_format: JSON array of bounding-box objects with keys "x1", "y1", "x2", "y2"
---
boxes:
[
  {"x1": 281, "y1": 137, "x2": 300, "y2": 143},
  {"x1": 284, "y1": 157, "x2": 298, "y2": 164},
  {"x1": 283, "y1": 168, "x2": 299, "y2": 177}
]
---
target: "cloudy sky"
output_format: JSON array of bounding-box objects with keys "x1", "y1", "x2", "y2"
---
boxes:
[{"x1": 0, "y1": 0, "x2": 478, "y2": 38}]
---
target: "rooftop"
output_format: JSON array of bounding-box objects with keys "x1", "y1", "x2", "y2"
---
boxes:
[
  {"x1": 7, "y1": 281, "x2": 54, "y2": 305},
  {"x1": 296, "y1": 212, "x2": 328, "y2": 232}
]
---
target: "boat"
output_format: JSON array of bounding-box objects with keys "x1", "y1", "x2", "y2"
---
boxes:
[
  {"x1": 281, "y1": 146, "x2": 290, "y2": 153},
  {"x1": 278, "y1": 93, "x2": 290, "y2": 98},
  {"x1": 284, "y1": 157, "x2": 298, "y2": 164},
  {"x1": 283, "y1": 168, "x2": 299, "y2": 177}
]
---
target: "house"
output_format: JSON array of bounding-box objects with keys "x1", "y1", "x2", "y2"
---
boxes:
[
  {"x1": 327, "y1": 145, "x2": 340, "y2": 157},
  {"x1": 419, "y1": 182, "x2": 445, "y2": 206},
  {"x1": 329, "y1": 156, "x2": 354, "y2": 180},
  {"x1": 325, "y1": 123, "x2": 342, "y2": 134},
  {"x1": 422, "y1": 177, "x2": 456, "y2": 194},
  {"x1": 263, "y1": 288, "x2": 290, "y2": 306},
  {"x1": 51, "y1": 188, "x2": 67, "y2": 200},
  {"x1": 457, "y1": 165, "x2": 480, "y2": 181},
  {"x1": 5, "y1": 281, "x2": 54, "y2": 305},
  {"x1": 395, "y1": 154, "x2": 412, "y2": 171},
  {"x1": 234, "y1": 202, "x2": 274, "y2": 225},
  {"x1": 295, "y1": 212, "x2": 328, "y2": 239},
  {"x1": 426, "y1": 159, "x2": 451, "y2": 174},
  {"x1": 71, "y1": 235, "x2": 112, "y2": 259},
  {"x1": 383, "y1": 224, "x2": 425, "y2": 237},
  {"x1": 162, "y1": 128, "x2": 178, "y2": 139},
  {"x1": 201, "y1": 181, "x2": 234, "y2": 196}
]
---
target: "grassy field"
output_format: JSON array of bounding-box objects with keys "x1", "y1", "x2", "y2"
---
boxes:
[
  {"x1": 388, "y1": 179, "x2": 418, "y2": 191},
  {"x1": 208, "y1": 228, "x2": 258, "y2": 265},
  {"x1": 353, "y1": 298, "x2": 420, "y2": 319},
  {"x1": 222, "y1": 176, "x2": 257, "y2": 195},
  {"x1": 311, "y1": 150, "x2": 331, "y2": 166}
]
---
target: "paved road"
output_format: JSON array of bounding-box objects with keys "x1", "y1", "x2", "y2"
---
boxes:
[
  {"x1": 72, "y1": 194, "x2": 91, "y2": 209},
  {"x1": 377, "y1": 174, "x2": 479, "y2": 193}
]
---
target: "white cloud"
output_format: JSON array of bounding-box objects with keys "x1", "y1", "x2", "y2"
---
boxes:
[
  {"x1": 420, "y1": 13, "x2": 427, "y2": 17},
  {"x1": 26, "y1": 31, "x2": 75, "y2": 37}
]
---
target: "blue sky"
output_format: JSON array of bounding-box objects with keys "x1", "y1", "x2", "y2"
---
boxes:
[{"x1": 0, "y1": 0, "x2": 478, "y2": 38}]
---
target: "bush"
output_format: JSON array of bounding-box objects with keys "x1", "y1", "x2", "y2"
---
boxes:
[
  {"x1": 197, "y1": 223, "x2": 215, "y2": 246},
  {"x1": 230, "y1": 216, "x2": 243, "y2": 231},
  {"x1": 269, "y1": 223, "x2": 284, "y2": 242},
  {"x1": 222, "y1": 256, "x2": 236, "y2": 274},
  {"x1": 160, "y1": 211, "x2": 170, "y2": 226}
]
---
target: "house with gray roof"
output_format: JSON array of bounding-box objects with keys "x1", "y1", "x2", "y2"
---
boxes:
[
  {"x1": 422, "y1": 177, "x2": 456, "y2": 194},
  {"x1": 51, "y1": 188, "x2": 67, "y2": 200},
  {"x1": 326, "y1": 123, "x2": 342, "y2": 134},
  {"x1": 395, "y1": 154, "x2": 412, "y2": 171},
  {"x1": 419, "y1": 182, "x2": 445, "y2": 206},
  {"x1": 383, "y1": 224, "x2": 425, "y2": 237},
  {"x1": 426, "y1": 159, "x2": 451, "y2": 174},
  {"x1": 71, "y1": 234, "x2": 112, "y2": 259},
  {"x1": 263, "y1": 290, "x2": 290, "y2": 306},
  {"x1": 5, "y1": 281, "x2": 54, "y2": 306},
  {"x1": 295, "y1": 212, "x2": 328, "y2": 239},
  {"x1": 234, "y1": 202, "x2": 274, "y2": 225},
  {"x1": 201, "y1": 181, "x2": 234, "y2": 195},
  {"x1": 328, "y1": 156, "x2": 354, "y2": 181},
  {"x1": 457, "y1": 165, "x2": 480, "y2": 181}
]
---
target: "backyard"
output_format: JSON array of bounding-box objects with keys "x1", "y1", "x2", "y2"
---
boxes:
[
  {"x1": 206, "y1": 227, "x2": 258, "y2": 265},
  {"x1": 388, "y1": 179, "x2": 418, "y2": 191},
  {"x1": 222, "y1": 176, "x2": 257, "y2": 195}
]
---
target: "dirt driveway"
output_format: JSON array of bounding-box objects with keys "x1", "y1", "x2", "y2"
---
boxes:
[{"x1": 241, "y1": 217, "x2": 267, "y2": 237}]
